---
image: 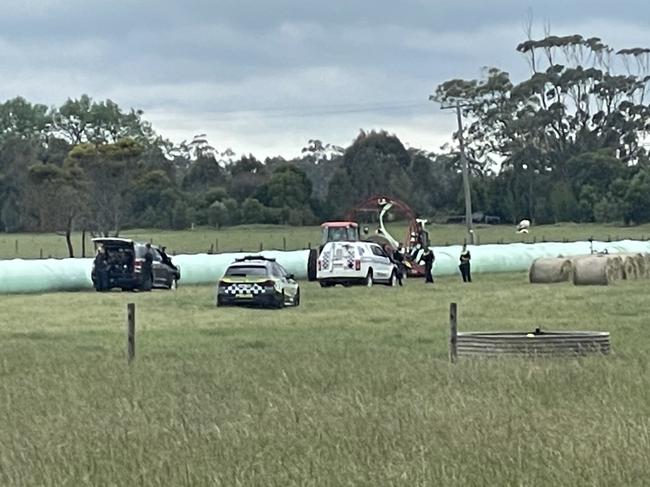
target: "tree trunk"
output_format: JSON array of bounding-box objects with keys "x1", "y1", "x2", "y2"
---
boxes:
[
  {"x1": 81, "y1": 229, "x2": 86, "y2": 257},
  {"x1": 65, "y1": 216, "x2": 74, "y2": 258}
]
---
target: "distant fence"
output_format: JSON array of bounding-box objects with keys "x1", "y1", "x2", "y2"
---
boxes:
[{"x1": 2, "y1": 232, "x2": 650, "y2": 260}]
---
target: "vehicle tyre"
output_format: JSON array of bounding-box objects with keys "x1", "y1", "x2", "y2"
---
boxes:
[
  {"x1": 276, "y1": 291, "x2": 286, "y2": 309},
  {"x1": 319, "y1": 281, "x2": 332, "y2": 288},
  {"x1": 365, "y1": 270, "x2": 374, "y2": 287},
  {"x1": 389, "y1": 271, "x2": 398, "y2": 287},
  {"x1": 307, "y1": 249, "x2": 319, "y2": 281},
  {"x1": 294, "y1": 289, "x2": 301, "y2": 306},
  {"x1": 170, "y1": 279, "x2": 178, "y2": 290}
]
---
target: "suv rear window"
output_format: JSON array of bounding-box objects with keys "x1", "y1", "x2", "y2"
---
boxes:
[
  {"x1": 225, "y1": 265, "x2": 269, "y2": 277},
  {"x1": 333, "y1": 243, "x2": 356, "y2": 259},
  {"x1": 134, "y1": 245, "x2": 147, "y2": 258}
]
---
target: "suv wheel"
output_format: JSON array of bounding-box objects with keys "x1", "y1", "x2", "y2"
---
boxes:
[
  {"x1": 389, "y1": 271, "x2": 398, "y2": 287},
  {"x1": 365, "y1": 271, "x2": 374, "y2": 287}
]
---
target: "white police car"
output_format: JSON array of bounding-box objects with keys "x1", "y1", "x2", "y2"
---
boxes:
[{"x1": 216, "y1": 256, "x2": 300, "y2": 308}]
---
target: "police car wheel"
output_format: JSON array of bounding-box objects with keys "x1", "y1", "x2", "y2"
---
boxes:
[
  {"x1": 294, "y1": 290, "x2": 301, "y2": 306},
  {"x1": 275, "y1": 291, "x2": 286, "y2": 308}
]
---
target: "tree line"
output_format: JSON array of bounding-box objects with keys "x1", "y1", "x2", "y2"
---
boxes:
[{"x1": 1, "y1": 32, "x2": 650, "y2": 256}]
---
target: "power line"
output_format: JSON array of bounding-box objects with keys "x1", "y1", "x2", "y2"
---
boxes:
[{"x1": 146, "y1": 100, "x2": 428, "y2": 121}]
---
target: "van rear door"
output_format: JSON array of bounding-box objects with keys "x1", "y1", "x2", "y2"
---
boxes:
[{"x1": 330, "y1": 243, "x2": 357, "y2": 272}]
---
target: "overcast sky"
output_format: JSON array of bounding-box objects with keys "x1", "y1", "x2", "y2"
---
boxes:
[{"x1": 1, "y1": 1, "x2": 649, "y2": 159}]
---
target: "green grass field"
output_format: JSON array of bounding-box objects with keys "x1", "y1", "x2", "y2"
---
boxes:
[
  {"x1": 2, "y1": 273, "x2": 650, "y2": 485},
  {"x1": 2, "y1": 222, "x2": 650, "y2": 259}
]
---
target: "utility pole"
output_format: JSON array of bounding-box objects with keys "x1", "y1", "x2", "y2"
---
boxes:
[
  {"x1": 432, "y1": 96, "x2": 475, "y2": 244},
  {"x1": 453, "y1": 104, "x2": 475, "y2": 244}
]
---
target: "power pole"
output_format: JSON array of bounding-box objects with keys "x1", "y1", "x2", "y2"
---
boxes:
[
  {"x1": 453, "y1": 104, "x2": 475, "y2": 245},
  {"x1": 432, "y1": 96, "x2": 475, "y2": 244}
]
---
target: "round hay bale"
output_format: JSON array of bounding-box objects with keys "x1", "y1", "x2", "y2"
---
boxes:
[
  {"x1": 641, "y1": 252, "x2": 650, "y2": 277},
  {"x1": 529, "y1": 257, "x2": 574, "y2": 283},
  {"x1": 572, "y1": 255, "x2": 616, "y2": 285},
  {"x1": 617, "y1": 253, "x2": 644, "y2": 279},
  {"x1": 635, "y1": 253, "x2": 650, "y2": 278},
  {"x1": 607, "y1": 255, "x2": 624, "y2": 280}
]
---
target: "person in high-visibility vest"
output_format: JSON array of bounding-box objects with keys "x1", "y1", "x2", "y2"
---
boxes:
[{"x1": 459, "y1": 244, "x2": 471, "y2": 282}]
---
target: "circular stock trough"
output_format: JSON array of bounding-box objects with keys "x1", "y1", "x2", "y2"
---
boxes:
[{"x1": 456, "y1": 330, "x2": 610, "y2": 358}]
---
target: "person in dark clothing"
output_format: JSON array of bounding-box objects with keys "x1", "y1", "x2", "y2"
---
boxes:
[
  {"x1": 392, "y1": 245, "x2": 405, "y2": 286},
  {"x1": 422, "y1": 248, "x2": 434, "y2": 283},
  {"x1": 93, "y1": 248, "x2": 109, "y2": 291},
  {"x1": 459, "y1": 244, "x2": 472, "y2": 282},
  {"x1": 142, "y1": 243, "x2": 154, "y2": 291},
  {"x1": 160, "y1": 246, "x2": 176, "y2": 269}
]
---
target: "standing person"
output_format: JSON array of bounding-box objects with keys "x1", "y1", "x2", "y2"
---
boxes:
[
  {"x1": 422, "y1": 248, "x2": 434, "y2": 284},
  {"x1": 93, "y1": 247, "x2": 108, "y2": 291},
  {"x1": 142, "y1": 243, "x2": 154, "y2": 291},
  {"x1": 391, "y1": 245, "x2": 405, "y2": 286},
  {"x1": 459, "y1": 244, "x2": 472, "y2": 282}
]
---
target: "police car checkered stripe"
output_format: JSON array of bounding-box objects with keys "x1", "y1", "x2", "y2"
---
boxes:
[{"x1": 223, "y1": 283, "x2": 266, "y2": 295}]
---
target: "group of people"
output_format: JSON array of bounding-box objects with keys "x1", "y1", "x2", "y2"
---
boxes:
[{"x1": 386, "y1": 243, "x2": 472, "y2": 285}]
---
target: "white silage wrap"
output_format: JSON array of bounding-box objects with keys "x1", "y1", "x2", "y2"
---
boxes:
[{"x1": 0, "y1": 241, "x2": 649, "y2": 294}]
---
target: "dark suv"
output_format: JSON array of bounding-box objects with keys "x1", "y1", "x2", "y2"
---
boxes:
[{"x1": 91, "y1": 238, "x2": 180, "y2": 291}]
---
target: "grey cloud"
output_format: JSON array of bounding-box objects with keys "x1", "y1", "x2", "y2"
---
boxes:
[{"x1": 0, "y1": 1, "x2": 649, "y2": 158}]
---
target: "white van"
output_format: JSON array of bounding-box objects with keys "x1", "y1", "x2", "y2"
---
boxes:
[{"x1": 317, "y1": 241, "x2": 398, "y2": 287}]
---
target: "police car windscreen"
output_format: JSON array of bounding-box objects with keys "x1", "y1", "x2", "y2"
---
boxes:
[{"x1": 225, "y1": 265, "x2": 268, "y2": 277}]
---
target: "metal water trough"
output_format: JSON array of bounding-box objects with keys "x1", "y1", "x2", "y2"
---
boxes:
[
  {"x1": 449, "y1": 303, "x2": 610, "y2": 360},
  {"x1": 456, "y1": 330, "x2": 610, "y2": 358}
]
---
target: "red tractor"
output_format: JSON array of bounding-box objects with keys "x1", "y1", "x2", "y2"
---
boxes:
[{"x1": 319, "y1": 221, "x2": 360, "y2": 247}]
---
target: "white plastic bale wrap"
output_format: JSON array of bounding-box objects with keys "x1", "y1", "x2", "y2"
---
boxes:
[
  {"x1": 0, "y1": 258, "x2": 94, "y2": 293},
  {"x1": 0, "y1": 250, "x2": 310, "y2": 293},
  {"x1": 430, "y1": 240, "x2": 650, "y2": 276},
  {"x1": 0, "y1": 241, "x2": 649, "y2": 294}
]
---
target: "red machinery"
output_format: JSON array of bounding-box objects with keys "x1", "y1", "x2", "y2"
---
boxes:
[{"x1": 344, "y1": 196, "x2": 429, "y2": 277}]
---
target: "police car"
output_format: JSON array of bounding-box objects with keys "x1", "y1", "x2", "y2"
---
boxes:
[{"x1": 216, "y1": 256, "x2": 300, "y2": 308}]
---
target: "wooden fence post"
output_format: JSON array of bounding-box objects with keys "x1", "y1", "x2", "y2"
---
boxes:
[
  {"x1": 39, "y1": 248, "x2": 43, "y2": 259},
  {"x1": 127, "y1": 303, "x2": 136, "y2": 363},
  {"x1": 215, "y1": 238, "x2": 219, "y2": 253},
  {"x1": 449, "y1": 302, "x2": 458, "y2": 363},
  {"x1": 283, "y1": 237, "x2": 287, "y2": 251},
  {"x1": 259, "y1": 242, "x2": 263, "y2": 251},
  {"x1": 14, "y1": 239, "x2": 18, "y2": 255}
]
